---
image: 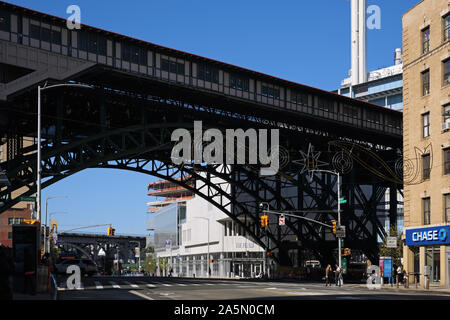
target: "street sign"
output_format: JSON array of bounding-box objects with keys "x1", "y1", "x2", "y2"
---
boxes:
[
  {"x1": 19, "y1": 196, "x2": 36, "y2": 202},
  {"x1": 336, "y1": 226, "x2": 346, "y2": 238},
  {"x1": 339, "y1": 197, "x2": 347, "y2": 204},
  {"x1": 386, "y1": 236, "x2": 397, "y2": 248},
  {"x1": 279, "y1": 215, "x2": 285, "y2": 226}
]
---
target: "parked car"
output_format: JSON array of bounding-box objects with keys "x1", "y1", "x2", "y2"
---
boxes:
[{"x1": 55, "y1": 259, "x2": 98, "y2": 276}]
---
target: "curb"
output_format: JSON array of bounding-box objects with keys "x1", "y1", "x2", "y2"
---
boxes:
[{"x1": 354, "y1": 285, "x2": 450, "y2": 296}]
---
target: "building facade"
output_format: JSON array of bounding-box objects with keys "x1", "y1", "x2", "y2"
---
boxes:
[
  {"x1": 0, "y1": 139, "x2": 34, "y2": 247},
  {"x1": 147, "y1": 176, "x2": 265, "y2": 278},
  {"x1": 402, "y1": 0, "x2": 450, "y2": 287}
]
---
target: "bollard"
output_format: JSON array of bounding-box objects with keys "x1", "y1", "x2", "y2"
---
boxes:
[{"x1": 405, "y1": 275, "x2": 409, "y2": 288}]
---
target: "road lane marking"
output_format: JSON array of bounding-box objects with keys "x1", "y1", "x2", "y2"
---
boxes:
[
  {"x1": 129, "y1": 290, "x2": 154, "y2": 300},
  {"x1": 109, "y1": 281, "x2": 121, "y2": 289},
  {"x1": 176, "y1": 283, "x2": 187, "y2": 286},
  {"x1": 123, "y1": 281, "x2": 139, "y2": 288},
  {"x1": 94, "y1": 281, "x2": 103, "y2": 289}
]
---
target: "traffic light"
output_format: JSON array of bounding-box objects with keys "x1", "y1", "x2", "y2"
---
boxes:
[
  {"x1": 107, "y1": 227, "x2": 115, "y2": 236},
  {"x1": 260, "y1": 215, "x2": 269, "y2": 228},
  {"x1": 267, "y1": 251, "x2": 273, "y2": 257},
  {"x1": 342, "y1": 248, "x2": 351, "y2": 256},
  {"x1": 332, "y1": 221, "x2": 337, "y2": 234}
]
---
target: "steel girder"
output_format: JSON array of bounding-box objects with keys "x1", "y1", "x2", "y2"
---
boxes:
[{"x1": 0, "y1": 85, "x2": 402, "y2": 266}]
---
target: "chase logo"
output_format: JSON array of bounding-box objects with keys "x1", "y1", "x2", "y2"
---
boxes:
[{"x1": 438, "y1": 228, "x2": 447, "y2": 241}]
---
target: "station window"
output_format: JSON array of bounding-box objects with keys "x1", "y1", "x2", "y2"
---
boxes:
[
  {"x1": 422, "y1": 154, "x2": 431, "y2": 180},
  {"x1": 444, "y1": 148, "x2": 450, "y2": 175},
  {"x1": 0, "y1": 9, "x2": 11, "y2": 32},
  {"x1": 423, "y1": 197, "x2": 431, "y2": 225},
  {"x1": 422, "y1": 69, "x2": 430, "y2": 95},
  {"x1": 342, "y1": 105, "x2": 358, "y2": 118},
  {"x1": 122, "y1": 44, "x2": 147, "y2": 65},
  {"x1": 29, "y1": 24, "x2": 40, "y2": 39},
  {"x1": 366, "y1": 110, "x2": 381, "y2": 124},
  {"x1": 30, "y1": 24, "x2": 64, "y2": 46},
  {"x1": 161, "y1": 58, "x2": 184, "y2": 75},
  {"x1": 444, "y1": 14, "x2": 450, "y2": 42},
  {"x1": 444, "y1": 59, "x2": 450, "y2": 86},
  {"x1": 422, "y1": 26, "x2": 430, "y2": 54},
  {"x1": 52, "y1": 30, "x2": 61, "y2": 45},
  {"x1": 261, "y1": 85, "x2": 280, "y2": 99},
  {"x1": 422, "y1": 112, "x2": 430, "y2": 138},
  {"x1": 78, "y1": 32, "x2": 107, "y2": 56},
  {"x1": 41, "y1": 27, "x2": 51, "y2": 42},
  {"x1": 291, "y1": 91, "x2": 308, "y2": 106},
  {"x1": 317, "y1": 98, "x2": 333, "y2": 112},
  {"x1": 230, "y1": 74, "x2": 249, "y2": 91},
  {"x1": 197, "y1": 64, "x2": 219, "y2": 83}
]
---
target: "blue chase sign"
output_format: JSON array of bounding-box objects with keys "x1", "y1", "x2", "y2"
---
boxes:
[{"x1": 405, "y1": 225, "x2": 450, "y2": 246}]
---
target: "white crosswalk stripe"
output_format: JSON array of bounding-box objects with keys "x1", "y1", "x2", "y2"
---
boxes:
[
  {"x1": 123, "y1": 281, "x2": 139, "y2": 288},
  {"x1": 94, "y1": 281, "x2": 103, "y2": 289},
  {"x1": 176, "y1": 283, "x2": 187, "y2": 286},
  {"x1": 109, "y1": 281, "x2": 121, "y2": 289}
]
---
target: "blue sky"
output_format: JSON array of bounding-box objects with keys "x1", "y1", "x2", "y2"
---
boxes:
[{"x1": 7, "y1": 0, "x2": 418, "y2": 235}]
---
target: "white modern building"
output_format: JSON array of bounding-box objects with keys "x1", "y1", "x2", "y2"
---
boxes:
[{"x1": 146, "y1": 175, "x2": 265, "y2": 278}]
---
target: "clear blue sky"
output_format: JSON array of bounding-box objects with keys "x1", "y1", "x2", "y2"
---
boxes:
[{"x1": 7, "y1": 0, "x2": 419, "y2": 235}]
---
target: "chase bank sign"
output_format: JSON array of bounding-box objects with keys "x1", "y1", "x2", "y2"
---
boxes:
[{"x1": 405, "y1": 225, "x2": 450, "y2": 246}]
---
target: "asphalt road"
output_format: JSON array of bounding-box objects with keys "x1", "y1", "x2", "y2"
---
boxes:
[{"x1": 56, "y1": 276, "x2": 450, "y2": 300}]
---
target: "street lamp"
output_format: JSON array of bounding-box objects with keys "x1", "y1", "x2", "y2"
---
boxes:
[
  {"x1": 192, "y1": 217, "x2": 210, "y2": 277},
  {"x1": 36, "y1": 82, "x2": 93, "y2": 225},
  {"x1": 308, "y1": 169, "x2": 342, "y2": 268},
  {"x1": 44, "y1": 195, "x2": 68, "y2": 254}
]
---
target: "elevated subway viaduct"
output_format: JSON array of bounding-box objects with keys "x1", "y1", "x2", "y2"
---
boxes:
[{"x1": 0, "y1": 2, "x2": 403, "y2": 266}]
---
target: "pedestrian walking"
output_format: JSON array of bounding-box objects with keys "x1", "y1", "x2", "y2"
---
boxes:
[
  {"x1": 325, "y1": 264, "x2": 332, "y2": 287},
  {"x1": 335, "y1": 264, "x2": 343, "y2": 287}
]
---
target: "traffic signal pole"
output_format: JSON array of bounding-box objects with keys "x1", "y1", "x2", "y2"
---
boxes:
[{"x1": 337, "y1": 172, "x2": 342, "y2": 269}]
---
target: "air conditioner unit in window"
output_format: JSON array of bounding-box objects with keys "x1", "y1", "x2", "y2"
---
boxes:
[{"x1": 442, "y1": 121, "x2": 450, "y2": 132}]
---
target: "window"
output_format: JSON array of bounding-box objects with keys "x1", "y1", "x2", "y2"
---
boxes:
[
  {"x1": 122, "y1": 44, "x2": 147, "y2": 65},
  {"x1": 78, "y1": 32, "x2": 107, "y2": 55},
  {"x1": 422, "y1": 153, "x2": 431, "y2": 180},
  {"x1": 41, "y1": 27, "x2": 51, "y2": 42},
  {"x1": 29, "y1": 24, "x2": 41, "y2": 39},
  {"x1": 444, "y1": 104, "x2": 450, "y2": 123},
  {"x1": 0, "y1": 9, "x2": 11, "y2": 32},
  {"x1": 422, "y1": 69, "x2": 430, "y2": 95},
  {"x1": 291, "y1": 91, "x2": 308, "y2": 106},
  {"x1": 423, "y1": 197, "x2": 431, "y2": 225},
  {"x1": 51, "y1": 30, "x2": 61, "y2": 45},
  {"x1": 161, "y1": 58, "x2": 184, "y2": 75},
  {"x1": 342, "y1": 105, "x2": 358, "y2": 118},
  {"x1": 197, "y1": 64, "x2": 219, "y2": 83},
  {"x1": 444, "y1": 14, "x2": 450, "y2": 41},
  {"x1": 229, "y1": 74, "x2": 249, "y2": 91},
  {"x1": 422, "y1": 112, "x2": 430, "y2": 137},
  {"x1": 366, "y1": 110, "x2": 381, "y2": 123},
  {"x1": 261, "y1": 85, "x2": 280, "y2": 99},
  {"x1": 422, "y1": 26, "x2": 430, "y2": 54},
  {"x1": 317, "y1": 98, "x2": 333, "y2": 112},
  {"x1": 8, "y1": 232, "x2": 12, "y2": 240},
  {"x1": 445, "y1": 194, "x2": 450, "y2": 222},
  {"x1": 444, "y1": 148, "x2": 450, "y2": 175},
  {"x1": 8, "y1": 218, "x2": 24, "y2": 225},
  {"x1": 444, "y1": 59, "x2": 450, "y2": 86}
]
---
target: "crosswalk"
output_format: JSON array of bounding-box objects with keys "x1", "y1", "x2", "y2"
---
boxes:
[
  {"x1": 57, "y1": 278, "x2": 366, "y2": 296},
  {"x1": 57, "y1": 279, "x2": 258, "y2": 291}
]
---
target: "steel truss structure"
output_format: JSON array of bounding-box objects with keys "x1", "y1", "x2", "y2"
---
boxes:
[{"x1": 0, "y1": 68, "x2": 402, "y2": 267}]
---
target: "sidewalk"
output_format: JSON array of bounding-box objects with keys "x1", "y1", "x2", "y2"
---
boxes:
[{"x1": 352, "y1": 283, "x2": 450, "y2": 295}]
